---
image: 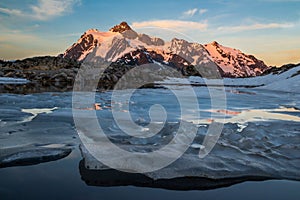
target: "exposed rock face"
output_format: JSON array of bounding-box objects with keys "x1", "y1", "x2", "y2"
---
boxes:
[
  {"x1": 0, "y1": 59, "x2": 4, "y2": 67},
  {"x1": 109, "y1": 21, "x2": 132, "y2": 33},
  {"x1": 63, "y1": 30, "x2": 99, "y2": 61},
  {"x1": 261, "y1": 63, "x2": 300, "y2": 75},
  {"x1": 121, "y1": 30, "x2": 138, "y2": 40},
  {"x1": 138, "y1": 34, "x2": 165, "y2": 46}
]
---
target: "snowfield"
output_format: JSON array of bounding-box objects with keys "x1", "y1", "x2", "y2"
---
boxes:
[{"x1": 158, "y1": 65, "x2": 300, "y2": 93}]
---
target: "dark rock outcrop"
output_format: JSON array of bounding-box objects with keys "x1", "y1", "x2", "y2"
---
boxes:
[
  {"x1": 63, "y1": 32, "x2": 99, "y2": 61},
  {"x1": 109, "y1": 21, "x2": 132, "y2": 33},
  {"x1": 261, "y1": 63, "x2": 300, "y2": 76},
  {"x1": 0, "y1": 56, "x2": 80, "y2": 93}
]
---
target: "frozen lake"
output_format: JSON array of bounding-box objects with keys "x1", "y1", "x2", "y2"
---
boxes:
[{"x1": 0, "y1": 85, "x2": 299, "y2": 198}]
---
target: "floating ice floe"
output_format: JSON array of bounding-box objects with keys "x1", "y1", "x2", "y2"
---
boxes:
[{"x1": 0, "y1": 144, "x2": 72, "y2": 168}]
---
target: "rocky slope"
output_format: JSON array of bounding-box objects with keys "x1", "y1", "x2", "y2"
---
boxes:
[
  {"x1": 0, "y1": 56, "x2": 80, "y2": 93},
  {"x1": 0, "y1": 56, "x2": 298, "y2": 93}
]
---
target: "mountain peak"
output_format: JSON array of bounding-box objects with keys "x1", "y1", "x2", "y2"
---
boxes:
[
  {"x1": 109, "y1": 21, "x2": 132, "y2": 33},
  {"x1": 211, "y1": 41, "x2": 219, "y2": 46}
]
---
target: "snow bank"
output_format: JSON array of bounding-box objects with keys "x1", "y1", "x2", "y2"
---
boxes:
[
  {"x1": 0, "y1": 77, "x2": 29, "y2": 84},
  {"x1": 157, "y1": 65, "x2": 300, "y2": 93},
  {"x1": 259, "y1": 72, "x2": 300, "y2": 93}
]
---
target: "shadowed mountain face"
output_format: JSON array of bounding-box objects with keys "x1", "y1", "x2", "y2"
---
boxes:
[{"x1": 63, "y1": 22, "x2": 269, "y2": 78}]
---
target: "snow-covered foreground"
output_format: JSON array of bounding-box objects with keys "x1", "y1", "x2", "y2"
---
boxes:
[
  {"x1": 158, "y1": 64, "x2": 300, "y2": 93},
  {"x1": 0, "y1": 77, "x2": 29, "y2": 84}
]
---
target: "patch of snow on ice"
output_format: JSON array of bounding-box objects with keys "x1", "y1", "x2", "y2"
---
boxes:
[{"x1": 21, "y1": 107, "x2": 58, "y2": 123}]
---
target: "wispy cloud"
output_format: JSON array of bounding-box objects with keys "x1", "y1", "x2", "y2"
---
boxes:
[
  {"x1": 132, "y1": 20, "x2": 208, "y2": 32},
  {"x1": 199, "y1": 9, "x2": 208, "y2": 15},
  {"x1": 0, "y1": 7, "x2": 24, "y2": 16},
  {"x1": 30, "y1": 0, "x2": 81, "y2": 20},
  {"x1": 181, "y1": 8, "x2": 208, "y2": 18},
  {"x1": 0, "y1": 0, "x2": 80, "y2": 21},
  {"x1": 182, "y1": 8, "x2": 198, "y2": 18},
  {"x1": 218, "y1": 22, "x2": 294, "y2": 32}
]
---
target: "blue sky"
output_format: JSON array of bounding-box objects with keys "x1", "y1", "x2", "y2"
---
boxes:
[{"x1": 0, "y1": 0, "x2": 299, "y2": 66}]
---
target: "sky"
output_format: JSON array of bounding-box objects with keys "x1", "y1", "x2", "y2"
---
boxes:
[{"x1": 0, "y1": 0, "x2": 299, "y2": 66}]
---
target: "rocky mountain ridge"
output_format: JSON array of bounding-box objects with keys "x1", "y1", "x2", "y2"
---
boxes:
[{"x1": 63, "y1": 22, "x2": 269, "y2": 78}]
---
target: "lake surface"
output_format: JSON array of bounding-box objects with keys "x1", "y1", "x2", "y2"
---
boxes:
[
  {"x1": 0, "y1": 86, "x2": 299, "y2": 199},
  {"x1": 0, "y1": 148, "x2": 300, "y2": 200}
]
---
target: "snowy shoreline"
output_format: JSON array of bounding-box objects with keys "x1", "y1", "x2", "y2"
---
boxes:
[
  {"x1": 156, "y1": 64, "x2": 300, "y2": 93},
  {"x1": 0, "y1": 77, "x2": 29, "y2": 84}
]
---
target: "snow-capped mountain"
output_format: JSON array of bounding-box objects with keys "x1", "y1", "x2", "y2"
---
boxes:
[
  {"x1": 63, "y1": 22, "x2": 269, "y2": 77},
  {"x1": 204, "y1": 41, "x2": 267, "y2": 77}
]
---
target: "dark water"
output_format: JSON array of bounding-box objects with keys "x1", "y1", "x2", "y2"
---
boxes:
[{"x1": 0, "y1": 148, "x2": 299, "y2": 200}]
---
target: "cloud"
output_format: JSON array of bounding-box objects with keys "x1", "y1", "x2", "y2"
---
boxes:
[
  {"x1": 217, "y1": 22, "x2": 294, "y2": 32},
  {"x1": 181, "y1": 8, "x2": 208, "y2": 18},
  {"x1": 131, "y1": 20, "x2": 208, "y2": 32},
  {"x1": 0, "y1": 7, "x2": 24, "y2": 17},
  {"x1": 30, "y1": 0, "x2": 81, "y2": 20},
  {"x1": 199, "y1": 9, "x2": 208, "y2": 15},
  {"x1": 182, "y1": 8, "x2": 198, "y2": 18},
  {"x1": 0, "y1": 0, "x2": 80, "y2": 21}
]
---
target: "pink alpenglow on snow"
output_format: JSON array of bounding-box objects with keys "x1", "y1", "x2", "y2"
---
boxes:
[{"x1": 63, "y1": 22, "x2": 269, "y2": 78}]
